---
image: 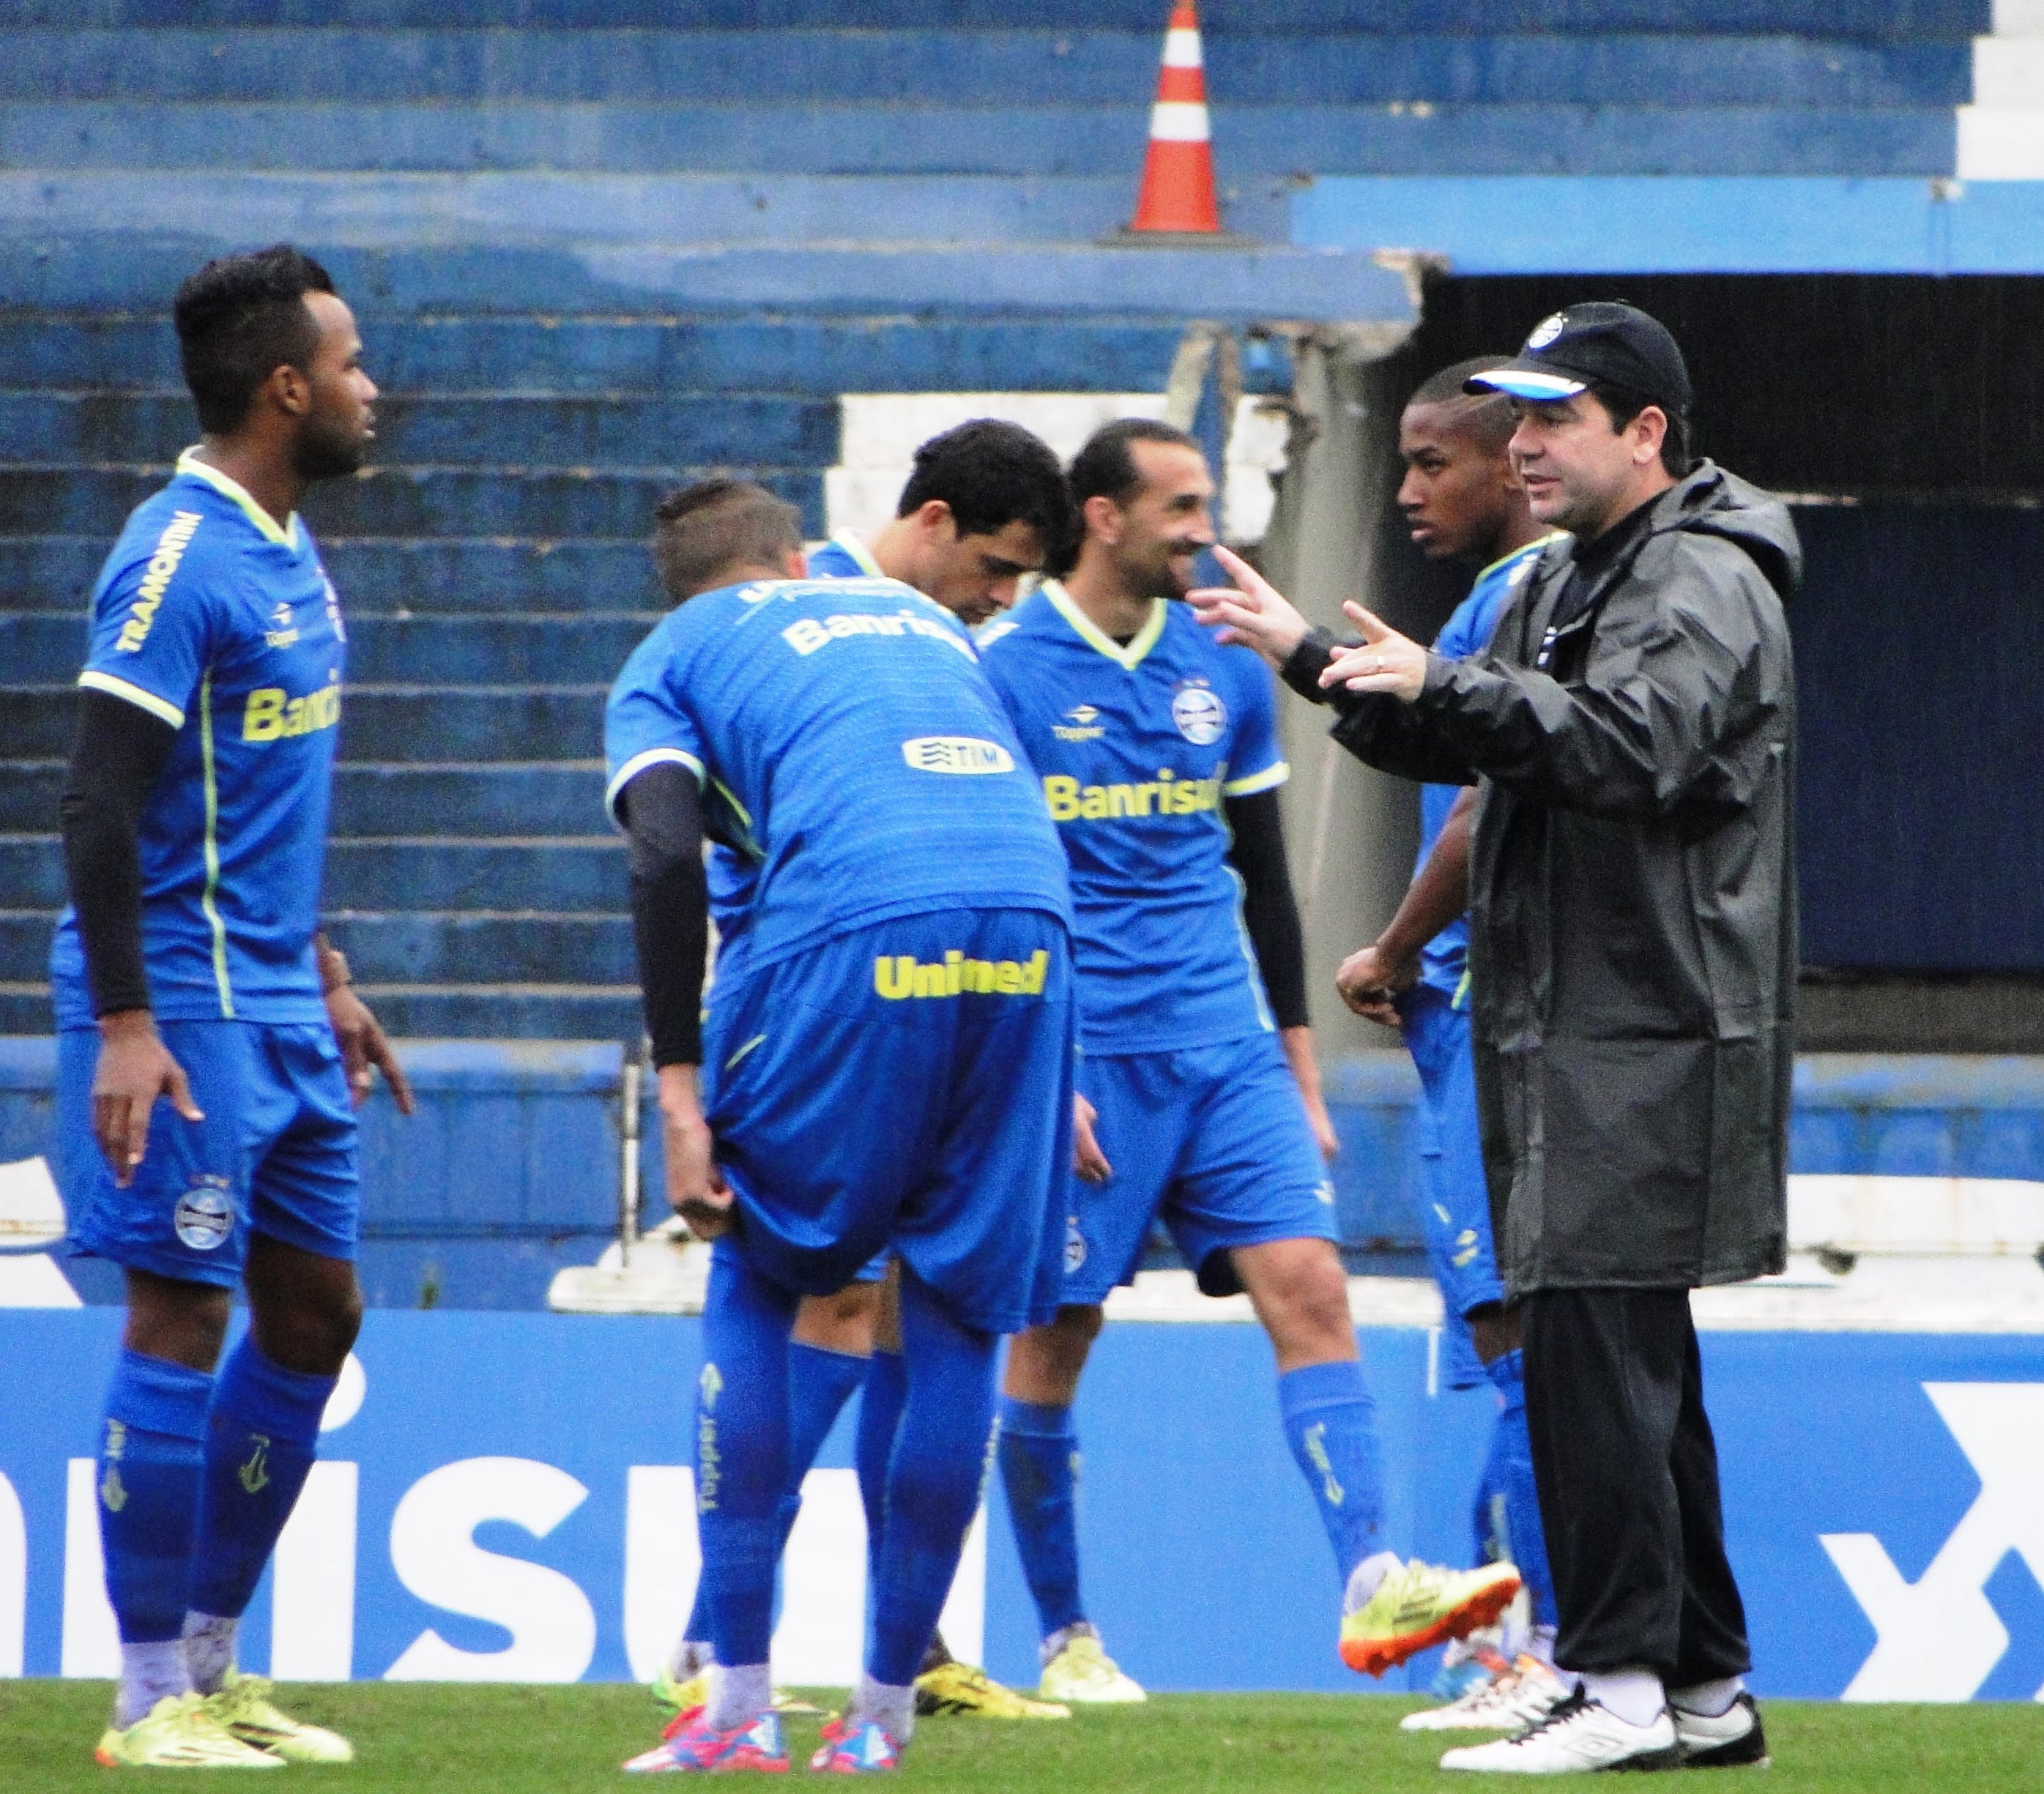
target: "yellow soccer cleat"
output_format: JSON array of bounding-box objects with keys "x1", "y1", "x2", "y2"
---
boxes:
[
  {"x1": 204, "y1": 1671, "x2": 355, "y2": 1763},
  {"x1": 94, "y1": 1691, "x2": 286, "y2": 1769},
  {"x1": 1038, "y1": 1635, "x2": 1146, "y2": 1705},
  {"x1": 914, "y1": 1660, "x2": 1071, "y2": 1719},
  {"x1": 652, "y1": 1666, "x2": 710, "y2": 1718},
  {"x1": 1340, "y1": 1560, "x2": 1523, "y2": 1678}
]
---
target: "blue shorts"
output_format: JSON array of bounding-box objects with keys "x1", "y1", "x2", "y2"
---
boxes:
[
  {"x1": 702, "y1": 908, "x2": 1074, "y2": 1336},
  {"x1": 1061, "y1": 1031, "x2": 1335, "y2": 1306},
  {"x1": 59, "y1": 1019, "x2": 359, "y2": 1289},
  {"x1": 1401, "y1": 983, "x2": 1505, "y2": 1388}
]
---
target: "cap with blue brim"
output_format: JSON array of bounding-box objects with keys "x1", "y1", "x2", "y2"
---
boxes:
[{"x1": 1465, "y1": 300, "x2": 1692, "y2": 417}]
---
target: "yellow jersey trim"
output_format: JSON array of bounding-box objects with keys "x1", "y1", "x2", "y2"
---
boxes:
[
  {"x1": 176, "y1": 449, "x2": 300, "y2": 551},
  {"x1": 1041, "y1": 579, "x2": 1166, "y2": 671},
  {"x1": 829, "y1": 532, "x2": 886, "y2": 578},
  {"x1": 1222, "y1": 760, "x2": 1289, "y2": 798},
  {"x1": 78, "y1": 670, "x2": 185, "y2": 729},
  {"x1": 1475, "y1": 532, "x2": 1568, "y2": 587},
  {"x1": 197, "y1": 676, "x2": 235, "y2": 1018}
]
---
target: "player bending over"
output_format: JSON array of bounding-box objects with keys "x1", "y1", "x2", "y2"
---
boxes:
[
  {"x1": 657, "y1": 424, "x2": 1075, "y2": 1726},
  {"x1": 1332, "y1": 360, "x2": 1566, "y2": 1734},
  {"x1": 55, "y1": 245, "x2": 412, "y2": 1770},
  {"x1": 975, "y1": 420, "x2": 1519, "y2": 1704},
  {"x1": 607, "y1": 480, "x2": 1076, "y2": 1774}
]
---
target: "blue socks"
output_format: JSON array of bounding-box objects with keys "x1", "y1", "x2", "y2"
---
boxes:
[
  {"x1": 995, "y1": 1396, "x2": 1085, "y2": 1639},
  {"x1": 1277, "y1": 1358, "x2": 1386, "y2": 1583},
  {"x1": 696, "y1": 1242, "x2": 797, "y2": 1668},
  {"x1": 187, "y1": 1336, "x2": 334, "y2": 1626},
  {"x1": 682, "y1": 1337, "x2": 871, "y2": 1650},
  {"x1": 99, "y1": 1350, "x2": 212, "y2": 1645},
  {"x1": 1484, "y1": 1349, "x2": 1557, "y2": 1630},
  {"x1": 855, "y1": 1347, "x2": 907, "y2": 1588},
  {"x1": 866, "y1": 1270, "x2": 998, "y2": 1687}
]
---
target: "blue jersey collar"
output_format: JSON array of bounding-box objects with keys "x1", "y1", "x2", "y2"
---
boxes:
[
  {"x1": 176, "y1": 448, "x2": 301, "y2": 551},
  {"x1": 1041, "y1": 579, "x2": 1167, "y2": 671}
]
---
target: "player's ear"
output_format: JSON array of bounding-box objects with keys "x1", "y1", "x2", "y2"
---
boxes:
[
  {"x1": 913, "y1": 498, "x2": 956, "y2": 539},
  {"x1": 267, "y1": 361, "x2": 312, "y2": 420},
  {"x1": 1082, "y1": 492, "x2": 1122, "y2": 546},
  {"x1": 778, "y1": 546, "x2": 806, "y2": 578}
]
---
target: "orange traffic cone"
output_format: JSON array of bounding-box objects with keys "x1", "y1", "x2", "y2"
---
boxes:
[{"x1": 1118, "y1": 1, "x2": 1246, "y2": 242}]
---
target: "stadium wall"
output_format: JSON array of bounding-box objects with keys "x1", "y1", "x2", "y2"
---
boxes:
[{"x1": 2, "y1": 1307, "x2": 2041, "y2": 1700}]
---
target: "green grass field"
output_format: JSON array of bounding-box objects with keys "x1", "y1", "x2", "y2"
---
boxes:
[{"x1": 4, "y1": 1685, "x2": 2043, "y2": 1791}]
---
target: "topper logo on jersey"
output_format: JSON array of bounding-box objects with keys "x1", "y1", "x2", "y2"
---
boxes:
[
  {"x1": 900, "y1": 737, "x2": 1015, "y2": 775},
  {"x1": 1041, "y1": 770, "x2": 1222, "y2": 823},
  {"x1": 265, "y1": 600, "x2": 300, "y2": 650},
  {"x1": 781, "y1": 609, "x2": 975, "y2": 663},
  {"x1": 1171, "y1": 681, "x2": 1227, "y2": 745},
  {"x1": 242, "y1": 680, "x2": 341, "y2": 743},
  {"x1": 1054, "y1": 706, "x2": 1106, "y2": 742},
  {"x1": 874, "y1": 949, "x2": 1050, "y2": 1000},
  {"x1": 114, "y1": 510, "x2": 203, "y2": 652}
]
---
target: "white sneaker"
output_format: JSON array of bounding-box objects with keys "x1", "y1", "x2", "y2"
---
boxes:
[
  {"x1": 1402, "y1": 1655, "x2": 1569, "y2": 1732},
  {"x1": 1673, "y1": 1693, "x2": 1769, "y2": 1768},
  {"x1": 1038, "y1": 1634, "x2": 1146, "y2": 1705},
  {"x1": 1439, "y1": 1689, "x2": 1681, "y2": 1773}
]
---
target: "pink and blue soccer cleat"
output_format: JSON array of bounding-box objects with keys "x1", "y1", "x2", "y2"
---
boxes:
[
  {"x1": 809, "y1": 1718, "x2": 901, "y2": 1775},
  {"x1": 622, "y1": 1710, "x2": 789, "y2": 1774}
]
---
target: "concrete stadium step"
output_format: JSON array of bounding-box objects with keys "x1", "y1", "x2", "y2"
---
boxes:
[
  {"x1": 343, "y1": 982, "x2": 642, "y2": 1042},
  {"x1": 0, "y1": 685, "x2": 612, "y2": 763},
  {"x1": 0, "y1": 762, "x2": 606, "y2": 837},
  {"x1": 322, "y1": 837, "x2": 625, "y2": 912},
  {"x1": 0, "y1": 105, "x2": 1959, "y2": 185},
  {"x1": 1, "y1": 612, "x2": 655, "y2": 686},
  {"x1": 321, "y1": 911, "x2": 634, "y2": 985},
  {"x1": 0, "y1": 314, "x2": 1192, "y2": 398},
  {"x1": 0, "y1": 2, "x2": 1992, "y2": 37},
  {"x1": 0, "y1": 539, "x2": 669, "y2": 616},
  {"x1": 0, "y1": 392, "x2": 839, "y2": 470},
  {"x1": 0, "y1": 466, "x2": 826, "y2": 540},
  {"x1": 0, "y1": 30, "x2": 1971, "y2": 107},
  {"x1": 0, "y1": 836, "x2": 63, "y2": 910},
  {"x1": 0, "y1": 833, "x2": 630, "y2": 915}
]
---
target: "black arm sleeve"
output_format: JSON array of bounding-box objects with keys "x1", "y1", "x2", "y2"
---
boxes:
[
  {"x1": 1222, "y1": 788, "x2": 1309, "y2": 1031},
  {"x1": 618, "y1": 762, "x2": 710, "y2": 1069},
  {"x1": 59, "y1": 688, "x2": 178, "y2": 1018}
]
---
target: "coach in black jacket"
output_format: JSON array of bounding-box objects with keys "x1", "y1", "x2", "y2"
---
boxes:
[{"x1": 1194, "y1": 305, "x2": 1794, "y2": 1771}]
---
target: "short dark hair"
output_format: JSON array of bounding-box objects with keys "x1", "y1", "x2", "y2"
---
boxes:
[
  {"x1": 173, "y1": 245, "x2": 337, "y2": 435},
  {"x1": 1067, "y1": 417, "x2": 1200, "y2": 510},
  {"x1": 651, "y1": 477, "x2": 803, "y2": 605},
  {"x1": 896, "y1": 418, "x2": 1073, "y2": 555},
  {"x1": 1585, "y1": 380, "x2": 1693, "y2": 478},
  {"x1": 1407, "y1": 356, "x2": 1515, "y2": 449}
]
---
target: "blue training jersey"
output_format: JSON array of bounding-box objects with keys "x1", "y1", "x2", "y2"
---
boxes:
[
  {"x1": 50, "y1": 453, "x2": 346, "y2": 1030},
  {"x1": 701, "y1": 533, "x2": 889, "y2": 986},
  {"x1": 1415, "y1": 536, "x2": 1556, "y2": 1000},
  {"x1": 606, "y1": 573, "x2": 1071, "y2": 975},
  {"x1": 977, "y1": 581, "x2": 1287, "y2": 1054}
]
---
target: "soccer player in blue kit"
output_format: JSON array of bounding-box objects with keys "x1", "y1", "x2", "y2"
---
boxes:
[
  {"x1": 1328, "y1": 362, "x2": 1567, "y2": 1732},
  {"x1": 52, "y1": 246, "x2": 412, "y2": 1768},
  {"x1": 606, "y1": 480, "x2": 1077, "y2": 1773},
  {"x1": 655, "y1": 424, "x2": 1077, "y2": 1727},
  {"x1": 976, "y1": 420, "x2": 1520, "y2": 1703}
]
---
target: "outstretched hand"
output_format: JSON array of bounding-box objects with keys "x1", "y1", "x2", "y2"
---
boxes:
[
  {"x1": 1186, "y1": 545, "x2": 1312, "y2": 672},
  {"x1": 1320, "y1": 603, "x2": 1428, "y2": 703},
  {"x1": 91, "y1": 1010, "x2": 203, "y2": 1188}
]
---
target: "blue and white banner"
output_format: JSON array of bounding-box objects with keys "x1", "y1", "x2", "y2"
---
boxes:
[{"x1": 1, "y1": 1311, "x2": 2040, "y2": 1700}]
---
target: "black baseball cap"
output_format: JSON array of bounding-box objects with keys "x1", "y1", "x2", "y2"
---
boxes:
[{"x1": 1465, "y1": 302, "x2": 1692, "y2": 417}]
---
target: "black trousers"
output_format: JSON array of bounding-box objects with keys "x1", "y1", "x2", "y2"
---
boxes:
[{"x1": 1519, "y1": 1287, "x2": 1751, "y2": 1685}]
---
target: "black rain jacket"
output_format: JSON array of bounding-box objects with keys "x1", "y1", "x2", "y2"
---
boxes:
[{"x1": 1293, "y1": 463, "x2": 1800, "y2": 1294}]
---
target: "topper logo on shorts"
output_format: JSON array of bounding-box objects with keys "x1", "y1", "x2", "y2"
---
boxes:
[
  {"x1": 901, "y1": 736, "x2": 1014, "y2": 775},
  {"x1": 1042, "y1": 770, "x2": 1222, "y2": 822},
  {"x1": 115, "y1": 510, "x2": 203, "y2": 652},
  {"x1": 874, "y1": 949, "x2": 1049, "y2": 1000},
  {"x1": 174, "y1": 1175, "x2": 234, "y2": 1251}
]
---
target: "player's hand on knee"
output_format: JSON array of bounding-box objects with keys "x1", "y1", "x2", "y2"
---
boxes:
[
  {"x1": 1335, "y1": 945, "x2": 1407, "y2": 1027},
  {"x1": 324, "y1": 983, "x2": 417, "y2": 1114},
  {"x1": 1186, "y1": 545, "x2": 1311, "y2": 671},
  {"x1": 1073, "y1": 1092, "x2": 1112, "y2": 1183},
  {"x1": 659, "y1": 1065, "x2": 732, "y2": 1238},
  {"x1": 92, "y1": 1010, "x2": 204, "y2": 1188}
]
